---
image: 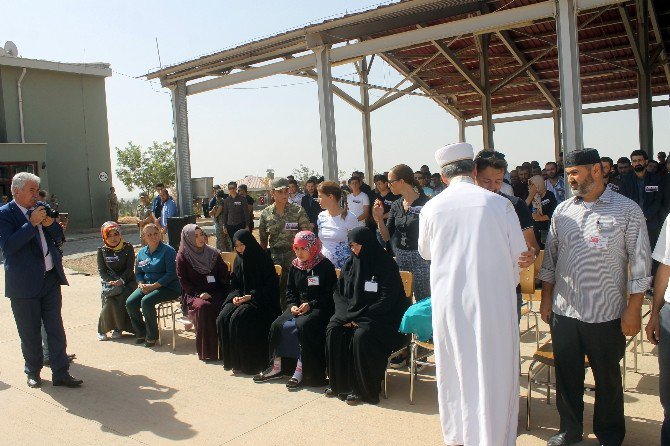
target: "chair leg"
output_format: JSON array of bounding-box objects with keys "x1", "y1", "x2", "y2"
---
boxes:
[
  {"x1": 639, "y1": 327, "x2": 645, "y2": 355},
  {"x1": 383, "y1": 363, "x2": 389, "y2": 400},
  {"x1": 623, "y1": 350, "x2": 627, "y2": 391},
  {"x1": 634, "y1": 334, "x2": 638, "y2": 373},
  {"x1": 548, "y1": 366, "x2": 552, "y2": 405},
  {"x1": 410, "y1": 341, "x2": 417, "y2": 405},
  {"x1": 171, "y1": 305, "x2": 176, "y2": 351},
  {"x1": 526, "y1": 359, "x2": 538, "y2": 431},
  {"x1": 533, "y1": 313, "x2": 540, "y2": 351}
]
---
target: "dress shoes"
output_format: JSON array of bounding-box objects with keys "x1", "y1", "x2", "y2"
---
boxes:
[
  {"x1": 53, "y1": 373, "x2": 83, "y2": 388},
  {"x1": 547, "y1": 432, "x2": 583, "y2": 446},
  {"x1": 27, "y1": 373, "x2": 42, "y2": 388}
]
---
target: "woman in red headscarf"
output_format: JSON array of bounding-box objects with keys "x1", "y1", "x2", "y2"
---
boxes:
[
  {"x1": 97, "y1": 221, "x2": 136, "y2": 341},
  {"x1": 254, "y1": 231, "x2": 337, "y2": 390}
]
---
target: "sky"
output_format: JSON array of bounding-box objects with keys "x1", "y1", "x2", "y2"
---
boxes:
[{"x1": 3, "y1": 0, "x2": 669, "y2": 199}]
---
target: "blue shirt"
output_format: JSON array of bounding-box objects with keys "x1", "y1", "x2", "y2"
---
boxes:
[
  {"x1": 160, "y1": 197, "x2": 177, "y2": 228},
  {"x1": 135, "y1": 242, "x2": 181, "y2": 293},
  {"x1": 152, "y1": 195, "x2": 163, "y2": 219}
]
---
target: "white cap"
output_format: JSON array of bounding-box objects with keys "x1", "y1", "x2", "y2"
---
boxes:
[{"x1": 434, "y1": 142, "x2": 474, "y2": 168}]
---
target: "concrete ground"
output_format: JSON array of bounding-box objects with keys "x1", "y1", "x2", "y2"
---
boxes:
[{"x1": 0, "y1": 269, "x2": 663, "y2": 445}]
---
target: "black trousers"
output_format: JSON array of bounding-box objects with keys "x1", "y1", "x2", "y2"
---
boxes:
[
  {"x1": 10, "y1": 270, "x2": 69, "y2": 379},
  {"x1": 551, "y1": 313, "x2": 626, "y2": 446},
  {"x1": 225, "y1": 223, "x2": 246, "y2": 246}
]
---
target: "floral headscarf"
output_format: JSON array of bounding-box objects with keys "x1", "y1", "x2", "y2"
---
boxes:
[
  {"x1": 292, "y1": 231, "x2": 325, "y2": 271},
  {"x1": 100, "y1": 221, "x2": 125, "y2": 252}
]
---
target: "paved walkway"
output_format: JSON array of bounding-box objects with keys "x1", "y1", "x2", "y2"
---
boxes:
[{"x1": 0, "y1": 269, "x2": 663, "y2": 445}]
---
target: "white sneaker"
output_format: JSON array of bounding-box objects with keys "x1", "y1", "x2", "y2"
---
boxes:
[
  {"x1": 111, "y1": 330, "x2": 122, "y2": 339},
  {"x1": 97, "y1": 333, "x2": 108, "y2": 341}
]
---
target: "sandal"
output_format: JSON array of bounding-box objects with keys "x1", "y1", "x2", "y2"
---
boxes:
[{"x1": 286, "y1": 377, "x2": 303, "y2": 391}]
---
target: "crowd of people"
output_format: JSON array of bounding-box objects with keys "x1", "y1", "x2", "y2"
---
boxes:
[{"x1": 5, "y1": 142, "x2": 670, "y2": 446}]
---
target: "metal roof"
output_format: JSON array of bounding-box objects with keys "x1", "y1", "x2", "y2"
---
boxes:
[
  {"x1": 146, "y1": 0, "x2": 670, "y2": 120},
  {"x1": 0, "y1": 55, "x2": 112, "y2": 77}
]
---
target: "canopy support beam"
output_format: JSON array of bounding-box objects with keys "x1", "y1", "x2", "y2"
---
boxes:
[
  {"x1": 358, "y1": 57, "x2": 374, "y2": 185},
  {"x1": 478, "y1": 33, "x2": 494, "y2": 149},
  {"x1": 637, "y1": 0, "x2": 653, "y2": 156},
  {"x1": 314, "y1": 45, "x2": 339, "y2": 181},
  {"x1": 170, "y1": 80, "x2": 193, "y2": 216}
]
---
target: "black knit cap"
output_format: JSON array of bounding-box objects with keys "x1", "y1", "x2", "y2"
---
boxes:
[{"x1": 564, "y1": 148, "x2": 601, "y2": 167}]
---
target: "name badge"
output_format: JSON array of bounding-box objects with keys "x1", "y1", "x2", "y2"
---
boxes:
[
  {"x1": 234, "y1": 201, "x2": 242, "y2": 205},
  {"x1": 541, "y1": 199, "x2": 551, "y2": 206},
  {"x1": 206, "y1": 275, "x2": 216, "y2": 283},
  {"x1": 384, "y1": 200, "x2": 394, "y2": 206},
  {"x1": 364, "y1": 281, "x2": 378, "y2": 293},
  {"x1": 285, "y1": 222, "x2": 298, "y2": 231},
  {"x1": 645, "y1": 186, "x2": 659, "y2": 192},
  {"x1": 105, "y1": 255, "x2": 119, "y2": 262},
  {"x1": 353, "y1": 199, "x2": 361, "y2": 204},
  {"x1": 307, "y1": 276, "x2": 320, "y2": 286},
  {"x1": 587, "y1": 235, "x2": 609, "y2": 249},
  {"x1": 137, "y1": 259, "x2": 150, "y2": 267},
  {"x1": 607, "y1": 183, "x2": 620, "y2": 192},
  {"x1": 408, "y1": 206, "x2": 423, "y2": 215}
]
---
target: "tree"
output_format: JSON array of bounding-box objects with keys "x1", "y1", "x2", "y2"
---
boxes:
[
  {"x1": 292, "y1": 164, "x2": 320, "y2": 183},
  {"x1": 115, "y1": 141, "x2": 176, "y2": 196}
]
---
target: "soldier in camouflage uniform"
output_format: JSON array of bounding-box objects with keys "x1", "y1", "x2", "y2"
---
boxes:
[
  {"x1": 136, "y1": 192, "x2": 153, "y2": 245},
  {"x1": 258, "y1": 177, "x2": 311, "y2": 307}
]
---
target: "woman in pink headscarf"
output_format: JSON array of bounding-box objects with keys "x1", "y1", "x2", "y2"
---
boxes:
[
  {"x1": 254, "y1": 231, "x2": 337, "y2": 390},
  {"x1": 175, "y1": 224, "x2": 229, "y2": 360}
]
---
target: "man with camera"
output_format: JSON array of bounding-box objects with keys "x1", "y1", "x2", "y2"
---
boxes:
[{"x1": 0, "y1": 172, "x2": 82, "y2": 388}]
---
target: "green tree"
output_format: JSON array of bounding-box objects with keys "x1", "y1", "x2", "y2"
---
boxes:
[
  {"x1": 115, "y1": 141, "x2": 176, "y2": 196},
  {"x1": 292, "y1": 164, "x2": 319, "y2": 183}
]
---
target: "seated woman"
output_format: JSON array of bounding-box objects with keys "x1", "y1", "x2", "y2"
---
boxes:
[
  {"x1": 126, "y1": 223, "x2": 182, "y2": 347},
  {"x1": 254, "y1": 231, "x2": 336, "y2": 390},
  {"x1": 97, "y1": 222, "x2": 135, "y2": 341},
  {"x1": 176, "y1": 224, "x2": 229, "y2": 361},
  {"x1": 216, "y1": 229, "x2": 280, "y2": 374},
  {"x1": 326, "y1": 226, "x2": 409, "y2": 405}
]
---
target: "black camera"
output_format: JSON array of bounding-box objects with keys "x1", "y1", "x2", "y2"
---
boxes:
[{"x1": 30, "y1": 201, "x2": 60, "y2": 219}]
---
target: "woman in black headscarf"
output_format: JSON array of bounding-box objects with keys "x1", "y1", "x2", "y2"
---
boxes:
[
  {"x1": 216, "y1": 229, "x2": 280, "y2": 374},
  {"x1": 325, "y1": 226, "x2": 410, "y2": 405}
]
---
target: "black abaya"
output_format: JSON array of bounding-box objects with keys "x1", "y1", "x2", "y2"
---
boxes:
[
  {"x1": 326, "y1": 227, "x2": 409, "y2": 404},
  {"x1": 268, "y1": 258, "x2": 336, "y2": 384},
  {"x1": 216, "y1": 230, "x2": 280, "y2": 374}
]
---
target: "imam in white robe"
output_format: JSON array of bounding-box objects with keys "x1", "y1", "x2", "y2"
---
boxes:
[{"x1": 418, "y1": 177, "x2": 526, "y2": 446}]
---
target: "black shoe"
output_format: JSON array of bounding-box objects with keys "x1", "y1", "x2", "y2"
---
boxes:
[
  {"x1": 144, "y1": 340, "x2": 156, "y2": 348},
  {"x1": 135, "y1": 337, "x2": 146, "y2": 344},
  {"x1": 324, "y1": 387, "x2": 337, "y2": 398},
  {"x1": 345, "y1": 393, "x2": 361, "y2": 406},
  {"x1": 27, "y1": 373, "x2": 41, "y2": 388},
  {"x1": 67, "y1": 353, "x2": 76, "y2": 363},
  {"x1": 389, "y1": 353, "x2": 408, "y2": 369},
  {"x1": 253, "y1": 366, "x2": 283, "y2": 383},
  {"x1": 286, "y1": 377, "x2": 303, "y2": 391},
  {"x1": 547, "y1": 432, "x2": 583, "y2": 446},
  {"x1": 53, "y1": 374, "x2": 83, "y2": 388}
]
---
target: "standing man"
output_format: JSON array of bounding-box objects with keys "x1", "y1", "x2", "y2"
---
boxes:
[
  {"x1": 616, "y1": 157, "x2": 632, "y2": 177},
  {"x1": 287, "y1": 179, "x2": 305, "y2": 206},
  {"x1": 620, "y1": 149, "x2": 663, "y2": 248},
  {"x1": 418, "y1": 143, "x2": 528, "y2": 445},
  {"x1": 157, "y1": 188, "x2": 177, "y2": 238},
  {"x1": 346, "y1": 176, "x2": 370, "y2": 226},
  {"x1": 514, "y1": 165, "x2": 531, "y2": 200},
  {"x1": 545, "y1": 161, "x2": 566, "y2": 203},
  {"x1": 108, "y1": 187, "x2": 119, "y2": 222},
  {"x1": 238, "y1": 184, "x2": 256, "y2": 230},
  {"x1": 540, "y1": 148, "x2": 651, "y2": 446},
  {"x1": 0, "y1": 172, "x2": 82, "y2": 388},
  {"x1": 222, "y1": 181, "x2": 251, "y2": 246},
  {"x1": 258, "y1": 177, "x2": 310, "y2": 306},
  {"x1": 299, "y1": 178, "x2": 322, "y2": 233},
  {"x1": 212, "y1": 189, "x2": 230, "y2": 252},
  {"x1": 600, "y1": 157, "x2": 622, "y2": 192},
  {"x1": 136, "y1": 192, "x2": 153, "y2": 245},
  {"x1": 646, "y1": 212, "x2": 670, "y2": 444},
  {"x1": 372, "y1": 174, "x2": 399, "y2": 247},
  {"x1": 151, "y1": 183, "x2": 164, "y2": 224}
]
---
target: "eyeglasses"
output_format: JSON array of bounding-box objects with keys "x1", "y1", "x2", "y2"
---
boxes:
[{"x1": 388, "y1": 178, "x2": 401, "y2": 185}]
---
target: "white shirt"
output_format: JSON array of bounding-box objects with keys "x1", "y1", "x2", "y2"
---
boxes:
[
  {"x1": 288, "y1": 192, "x2": 305, "y2": 205},
  {"x1": 346, "y1": 191, "x2": 369, "y2": 220},
  {"x1": 317, "y1": 210, "x2": 360, "y2": 269},
  {"x1": 500, "y1": 182, "x2": 514, "y2": 196},
  {"x1": 653, "y1": 214, "x2": 670, "y2": 303},
  {"x1": 17, "y1": 202, "x2": 54, "y2": 271}
]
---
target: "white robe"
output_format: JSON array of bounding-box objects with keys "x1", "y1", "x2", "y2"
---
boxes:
[{"x1": 418, "y1": 177, "x2": 526, "y2": 446}]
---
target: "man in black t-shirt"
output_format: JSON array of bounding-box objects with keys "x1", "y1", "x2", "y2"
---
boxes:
[
  {"x1": 474, "y1": 150, "x2": 540, "y2": 322},
  {"x1": 238, "y1": 184, "x2": 255, "y2": 230},
  {"x1": 371, "y1": 174, "x2": 400, "y2": 246},
  {"x1": 299, "y1": 178, "x2": 322, "y2": 233}
]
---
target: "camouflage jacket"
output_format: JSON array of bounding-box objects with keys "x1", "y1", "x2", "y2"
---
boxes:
[
  {"x1": 136, "y1": 202, "x2": 152, "y2": 221},
  {"x1": 258, "y1": 203, "x2": 310, "y2": 251}
]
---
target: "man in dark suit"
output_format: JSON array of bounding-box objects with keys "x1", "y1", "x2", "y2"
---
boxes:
[
  {"x1": 620, "y1": 149, "x2": 663, "y2": 248},
  {"x1": 0, "y1": 172, "x2": 82, "y2": 388}
]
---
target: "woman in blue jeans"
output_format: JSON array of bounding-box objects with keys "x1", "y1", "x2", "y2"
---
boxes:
[{"x1": 126, "y1": 223, "x2": 181, "y2": 347}]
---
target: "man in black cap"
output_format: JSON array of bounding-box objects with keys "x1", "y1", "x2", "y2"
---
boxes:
[
  {"x1": 619, "y1": 149, "x2": 663, "y2": 248},
  {"x1": 540, "y1": 148, "x2": 651, "y2": 446}
]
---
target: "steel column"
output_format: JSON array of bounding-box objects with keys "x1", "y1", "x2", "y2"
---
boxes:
[
  {"x1": 637, "y1": 0, "x2": 653, "y2": 156},
  {"x1": 170, "y1": 80, "x2": 193, "y2": 215},
  {"x1": 478, "y1": 34, "x2": 494, "y2": 150},
  {"x1": 556, "y1": 0, "x2": 584, "y2": 159},
  {"x1": 359, "y1": 57, "x2": 374, "y2": 185},
  {"x1": 314, "y1": 45, "x2": 339, "y2": 181},
  {"x1": 552, "y1": 108, "x2": 562, "y2": 161},
  {"x1": 458, "y1": 119, "x2": 466, "y2": 143}
]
